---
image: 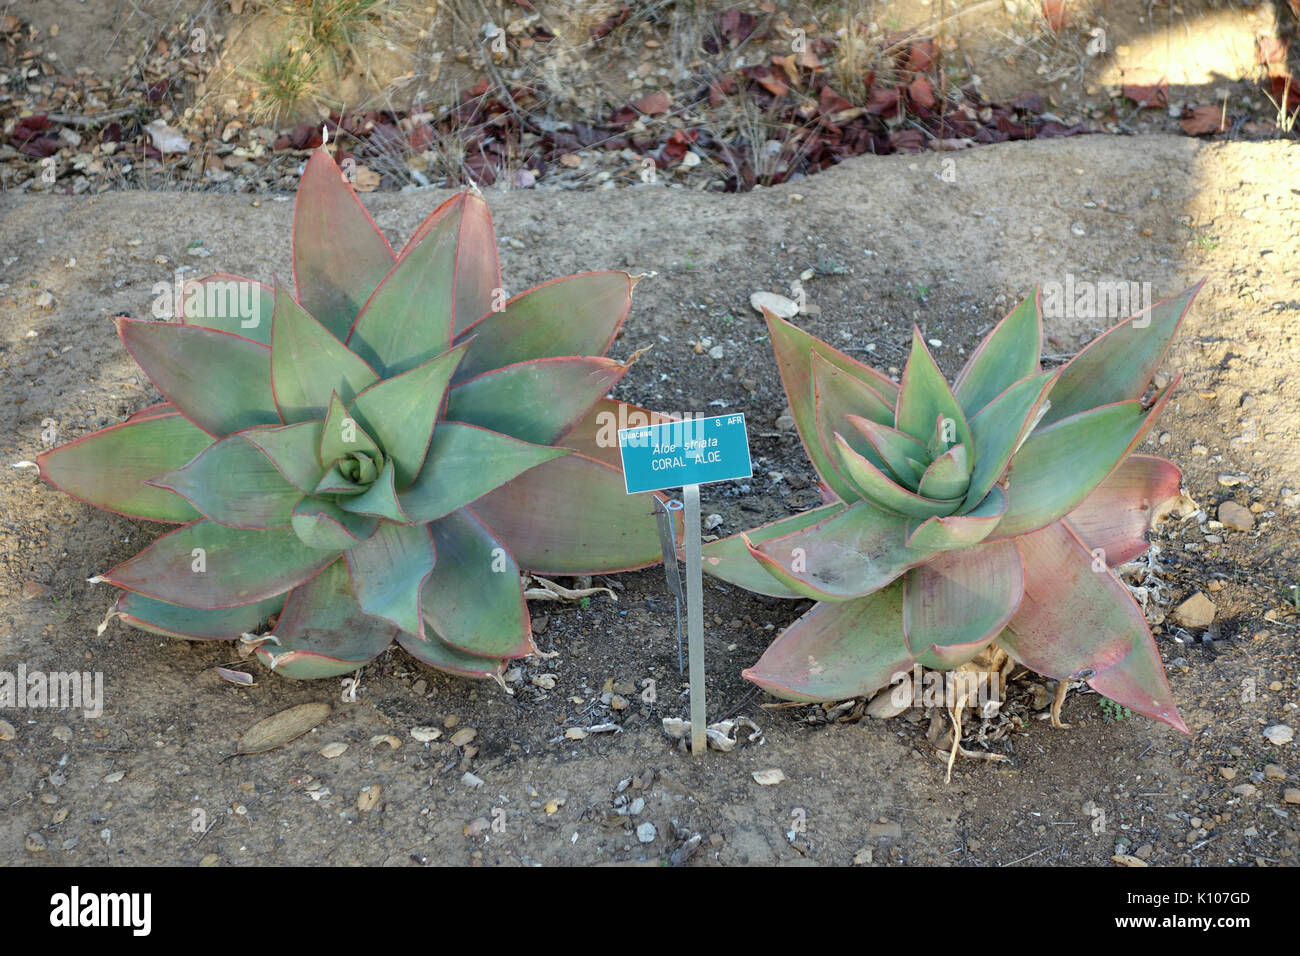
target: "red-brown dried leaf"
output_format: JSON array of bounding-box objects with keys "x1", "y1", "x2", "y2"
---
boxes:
[
  {"x1": 1122, "y1": 68, "x2": 1168, "y2": 108},
  {"x1": 905, "y1": 39, "x2": 937, "y2": 73},
  {"x1": 1041, "y1": 0, "x2": 1068, "y2": 33},
  {"x1": 889, "y1": 129, "x2": 927, "y2": 152},
  {"x1": 1179, "y1": 105, "x2": 1227, "y2": 136},
  {"x1": 909, "y1": 75, "x2": 936, "y2": 109},
  {"x1": 717, "y1": 8, "x2": 757, "y2": 48},
  {"x1": 865, "y1": 87, "x2": 901, "y2": 116},
  {"x1": 818, "y1": 84, "x2": 853, "y2": 116},
  {"x1": 632, "y1": 90, "x2": 672, "y2": 115},
  {"x1": 589, "y1": 2, "x2": 629, "y2": 40}
]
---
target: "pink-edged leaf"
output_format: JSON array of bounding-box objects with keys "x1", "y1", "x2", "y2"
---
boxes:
[
  {"x1": 894, "y1": 327, "x2": 973, "y2": 449},
  {"x1": 445, "y1": 356, "x2": 629, "y2": 446},
  {"x1": 147, "y1": 428, "x2": 304, "y2": 529},
  {"x1": 962, "y1": 370, "x2": 1056, "y2": 512},
  {"x1": 1064, "y1": 454, "x2": 1182, "y2": 567},
  {"x1": 811, "y1": 350, "x2": 895, "y2": 501},
  {"x1": 765, "y1": 306, "x2": 900, "y2": 404},
  {"x1": 344, "y1": 520, "x2": 435, "y2": 638},
  {"x1": 269, "y1": 282, "x2": 378, "y2": 423},
  {"x1": 102, "y1": 519, "x2": 336, "y2": 609},
  {"x1": 396, "y1": 631, "x2": 505, "y2": 680},
  {"x1": 905, "y1": 485, "x2": 1006, "y2": 551},
  {"x1": 290, "y1": 496, "x2": 380, "y2": 550},
  {"x1": 902, "y1": 539, "x2": 1024, "y2": 668},
  {"x1": 742, "y1": 582, "x2": 914, "y2": 702},
  {"x1": 845, "y1": 414, "x2": 930, "y2": 487},
  {"x1": 751, "y1": 499, "x2": 935, "y2": 601},
  {"x1": 831, "y1": 433, "x2": 961, "y2": 519},
  {"x1": 243, "y1": 420, "x2": 326, "y2": 494},
  {"x1": 702, "y1": 504, "x2": 847, "y2": 598},
  {"x1": 255, "y1": 558, "x2": 396, "y2": 678},
  {"x1": 952, "y1": 291, "x2": 1042, "y2": 416},
  {"x1": 554, "y1": 398, "x2": 677, "y2": 469},
  {"x1": 470, "y1": 453, "x2": 664, "y2": 574},
  {"x1": 292, "y1": 149, "x2": 396, "y2": 339},
  {"x1": 337, "y1": 457, "x2": 409, "y2": 523},
  {"x1": 997, "y1": 520, "x2": 1186, "y2": 733},
  {"x1": 452, "y1": 272, "x2": 634, "y2": 383},
  {"x1": 118, "y1": 318, "x2": 279, "y2": 437},
  {"x1": 348, "y1": 191, "x2": 497, "y2": 375},
  {"x1": 124, "y1": 402, "x2": 179, "y2": 423},
  {"x1": 180, "y1": 273, "x2": 273, "y2": 345},
  {"x1": 399, "y1": 422, "x2": 569, "y2": 524},
  {"x1": 37, "y1": 412, "x2": 209, "y2": 523},
  {"x1": 915, "y1": 443, "x2": 970, "y2": 501},
  {"x1": 114, "y1": 590, "x2": 285, "y2": 641},
  {"x1": 1040, "y1": 280, "x2": 1202, "y2": 427},
  {"x1": 994, "y1": 379, "x2": 1179, "y2": 538},
  {"x1": 421, "y1": 507, "x2": 534, "y2": 659}
]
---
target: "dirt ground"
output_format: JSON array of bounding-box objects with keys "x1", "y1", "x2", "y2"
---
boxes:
[{"x1": 1, "y1": 131, "x2": 1297, "y2": 866}]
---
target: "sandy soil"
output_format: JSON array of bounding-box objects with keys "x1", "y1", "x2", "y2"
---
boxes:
[{"x1": 1, "y1": 133, "x2": 1298, "y2": 866}]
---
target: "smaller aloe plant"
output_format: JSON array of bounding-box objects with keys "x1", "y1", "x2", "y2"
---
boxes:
[
  {"x1": 703, "y1": 283, "x2": 1203, "y2": 733},
  {"x1": 39, "y1": 150, "x2": 667, "y2": 682}
]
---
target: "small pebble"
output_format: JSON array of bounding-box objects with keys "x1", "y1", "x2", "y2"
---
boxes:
[{"x1": 636, "y1": 821, "x2": 657, "y2": 843}]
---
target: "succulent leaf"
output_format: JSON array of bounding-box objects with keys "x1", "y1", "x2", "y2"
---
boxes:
[
  {"x1": 741, "y1": 583, "x2": 914, "y2": 702},
  {"x1": 1039, "y1": 281, "x2": 1201, "y2": 427},
  {"x1": 292, "y1": 150, "x2": 396, "y2": 339},
  {"x1": 952, "y1": 291, "x2": 1042, "y2": 415},
  {"x1": 904, "y1": 485, "x2": 1007, "y2": 551},
  {"x1": 336, "y1": 458, "x2": 410, "y2": 523},
  {"x1": 555, "y1": 398, "x2": 679, "y2": 469},
  {"x1": 290, "y1": 497, "x2": 380, "y2": 549},
  {"x1": 270, "y1": 282, "x2": 379, "y2": 423},
  {"x1": 181, "y1": 274, "x2": 274, "y2": 345},
  {"x1": 811, "y1": 351, "x2": 895, "y2": 500},
  {"x1": 997, "y1": 520, "x2": 1185, "y2": 732},
  {"x1": 894, "y1": 329, "x2": 973, "y2": 451},
  {"x1": 396, "y1": 631, "x2": 506, "y2": 680},
  {"x1": 962, "y1": 370, "x2": 1056, "y2": 512},
  {"x1": 902, "y1": 539, "x2": 1024, "y2": 668},
  {"x1": 118, "y1": 318, "x2": 279, "y2": 437},
  {"x1": 421, "y1": 508, "x2": 534, "y2": 659},
  {"x1": 36, "y1": 412, "x2": 209, "y2": 523},
  {"x1": 318, "y1": 391, "x2": 382, "y2": 469},
  {"x1": 255, "y1": 558, "x2": 396, "y2": 678},
  {"x1": 831, "y1": 433, "x2": 962, "y2": 519},
  {"x1": 702, "y1": 504, "x2": 847, "y2": 598},
  {"x1": 147, "y1": 430, "x2": 303, "y2": 529},
  {"x1": 243, "y1": 420, "x2": 327, "y2": 494},
  {"x1": 396, "y1": 190, "x2": 500, "y2": 336},
  {"x1": 915, "y1": 443, "x2": 970, "y2": 501},
  {"x1": 114, "y1": 590, "x2": 285, "y2": 641},
  {"x1": 844, "y1": 414, "x2": 930, "y2": 489},
  {"x1": 103, "y1": 520, "x2": 335, "y2": 609},
  {"x1": 453, "y1": 272, "x2": 633, "y2": 382},
  {"x1": 1063, "y1": 454, "x2": 1182, "y2": 567},
  {"x1": 764, "y1": 307, "x2": 901, "y2": 406},
  {"x1": 343, "y1": 521, "x2": 436, "y2": 638}
]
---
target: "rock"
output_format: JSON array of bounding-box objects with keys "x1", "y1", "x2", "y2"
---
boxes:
[
  {"x1": 1111, "y1": 853, "x2": 1148, "y2": 867},
  {"x1": 319, "y1": 742, "x2": 347, "y2": 758},
  {"x1": 636, "y1": 822, "x2": 657, "y2": 843},
  {"x1": 628, "y1": 797, "x2": 645, "y2": 816},
  {"x1": 866, "y1": 678, "x2": 911, "y2": 718},
  {"x1": 853, "y1": 847, "x2": 873, "y2": 865},
  {"x1": 1219, "y1": 767, "x2": 1237, "y2": 780},
  {"x1": 0, "y1": 719, "x2": 15, "y2": 741},
  {"x1": 670, "y1": 834, "x2": 701, "y2": 865},
  {"x1": 751, "y1": 768, "x2": 786, "y2": 786},
  {"x1": 1231, "y1": 783, "x2": 1258, "y2": 797},
  {"x1": 21, "y1": 579, "x2": 48, "y2": 599},
  {"x1": 1171, "y1": 592, "x2": 1216, "y2": 628},
  {"x1": 1264, "y1": 724, "x2": 1294, "y2": 746},
  {"x1": 410, "y1": 726, "x2": 441, "y2": 743},
  {"x1": 356, "y1": 785, "x2": 382, "y2": 812},
  {"x1": 463, "y1": 817, "x2": 490, "y2": 837},
  {"x1": 461, "y1": 772, "x2": 484, "y2": 789},
  {"x1": 1217, "y1": 501, "x2": 1254, "y2": 531},
  {"x1": 199, "y1": 853, "x2": 219, "y2": 867},
  {"x1": 750, "y1": 291, "x2": 798, "y2": 318},
  {"x1": 450, "y1": 728, "x2": 477, "y2": 747},
  {"x1": 1283, "y1": 788, "x2": 1300, "y2": 805},
  {"x1": 35, "y1": 291, "x2": 55, "y2": 310},
  {"x1": 1134, "y1": 842, "x2": 1154, "y2": 859},
  {"x1": 867, "y1": 820, "x2": 902, "y2": 840},
  {"x1": 1264, "y1": 764, "x2": 1286, "y2": 781},
  {"x1": 25, "y1": 832, "x2": 46, "y2": 853}
]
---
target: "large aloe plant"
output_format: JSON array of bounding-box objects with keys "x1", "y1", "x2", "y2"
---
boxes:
[
  {"x1": 39, "y1": 149, "x2": 667, "y2": 681},
  {"x1": 703, "y1": 283, "x2": 1202, "y2": 732}
]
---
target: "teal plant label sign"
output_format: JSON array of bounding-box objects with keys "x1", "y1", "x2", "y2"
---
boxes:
[{"x1": 618, "y1": 413, "x2": 753, "y2": 494}]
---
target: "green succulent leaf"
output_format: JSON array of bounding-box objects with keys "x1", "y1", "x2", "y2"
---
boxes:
[
  {"x1": 180, "y1": 274, "x2": 274, "y2": 345},
  {"x1": 101, "y1": 519, "x2": 336, "y2": 609},
  {"x1": 742, "y1": 582, "x2": 915, "y2": 702},
  {"x1": 399, "y1": 423, "x2": 570, "y2": 525},
  {"x1": 348, "y1": 343, "x2": 468, "y2": 488},
  {"x1": 997, "y1": 519, "x2": 1186, "y2": 733},
  {"x1": 293, "y1": 150, "x2": 396, "y2": 339},
  {"x1": 118, "y1": 318, "x2": 279, "y2": 437},
  {"x1": 1039, "y1": 281, "x2": 1201, "y2": 427},
  {"x1": 994, "y1": 380, "x2": 1178, "y2": 539},
  {"x1": 337, "y1": 458, "x2": 410, "y2": 523},
  {"x1": 36, "y1": 412, "x2": 209, "y2": 523},
  {"x1": 811, "y1": 351, "x2": 895, "y2": 500},
  {"x1": 147, "y1": 429, "x2": 303, "y2": 529},
  {"x1": 763, "y1": 307, "x2": 901, "y2": 408},
  {"x1": 832, "y1": 433, "x2": 962, "y2": 519},
  {"x1": 1064, "y1": 454, "x2": 1182, "y2": 568},
  {"x1": 555, "y1": 398, "x2": 676, "y2": 470},
  {"x1": 396, "y1": 631, "x2": 505, "y2": 680},
  {"x1": 894, "y1": 328, "x2": 973, "y2": 451},
  {"x1": 749, "y1": 499, "x2": 935, "y2": 601},
  {"x1": 962, "y1": 370, "x2": 1056, "y2": 513},
  {"x1": 421, "y1": 508, "x2": 534, "y2": 659},
  {"x1": 844, "y1": 414, "x2": 930, "y2": 489},
  {"x1": 702, "y1": 504, "x2": 847, "y2": 598},
  {"x1": 952, "y1": 291, "x2": 1042, "y2": 416},
  {"x1": 270, "y1": 282, "x2": 379, "y2": 423},
  {"x1": 319, "y1": 391, "x2": 382, "y2": 470},
  {"x1": 290, "y1": 496, "x2": 380, "y2": 549},
  {"x1": 255, "y1": 558, "x2": 397, "y2": 678},
  {"x1": 343, "y1": 520, "x2": 436, "y2": 638},
  {"x1": 453, "y1": 272, "x2": 633, "y2": 382},
  {"x1": 904, "y1": 485, "x2": 1007, "y2": 551},
  {"x1": 313, "y1": 464, "x2": 367, "y2": 496},
  {"x1": 113, "y1": 590, "x2": 285, "y2": 641},
  {"x1": 915, "y1": 443, "x2": 970, "y2": 501},
  {"x1": 243, "y1": 420, "x2": 327, "y2": 494},
  {"x1": 347, "y1": 192, "x2": 497, "y2": 375},
  {"x1": 470, "y1": 453, "x2": 665, "y2": 574},
  {"x1": 902, "y1": 539, "x2": 1024, "y2": 668},
  {"x1": 444, "y1": 356, "x2": 628, "y2": 446}
]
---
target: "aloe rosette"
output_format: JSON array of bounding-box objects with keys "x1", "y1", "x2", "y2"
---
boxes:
[
  {"x1": 38, "y1": 150, "x2": 667, "y2": 681},
  {"x1": 703, "y1": 283, "x2": 1203, "y2": 732}
]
